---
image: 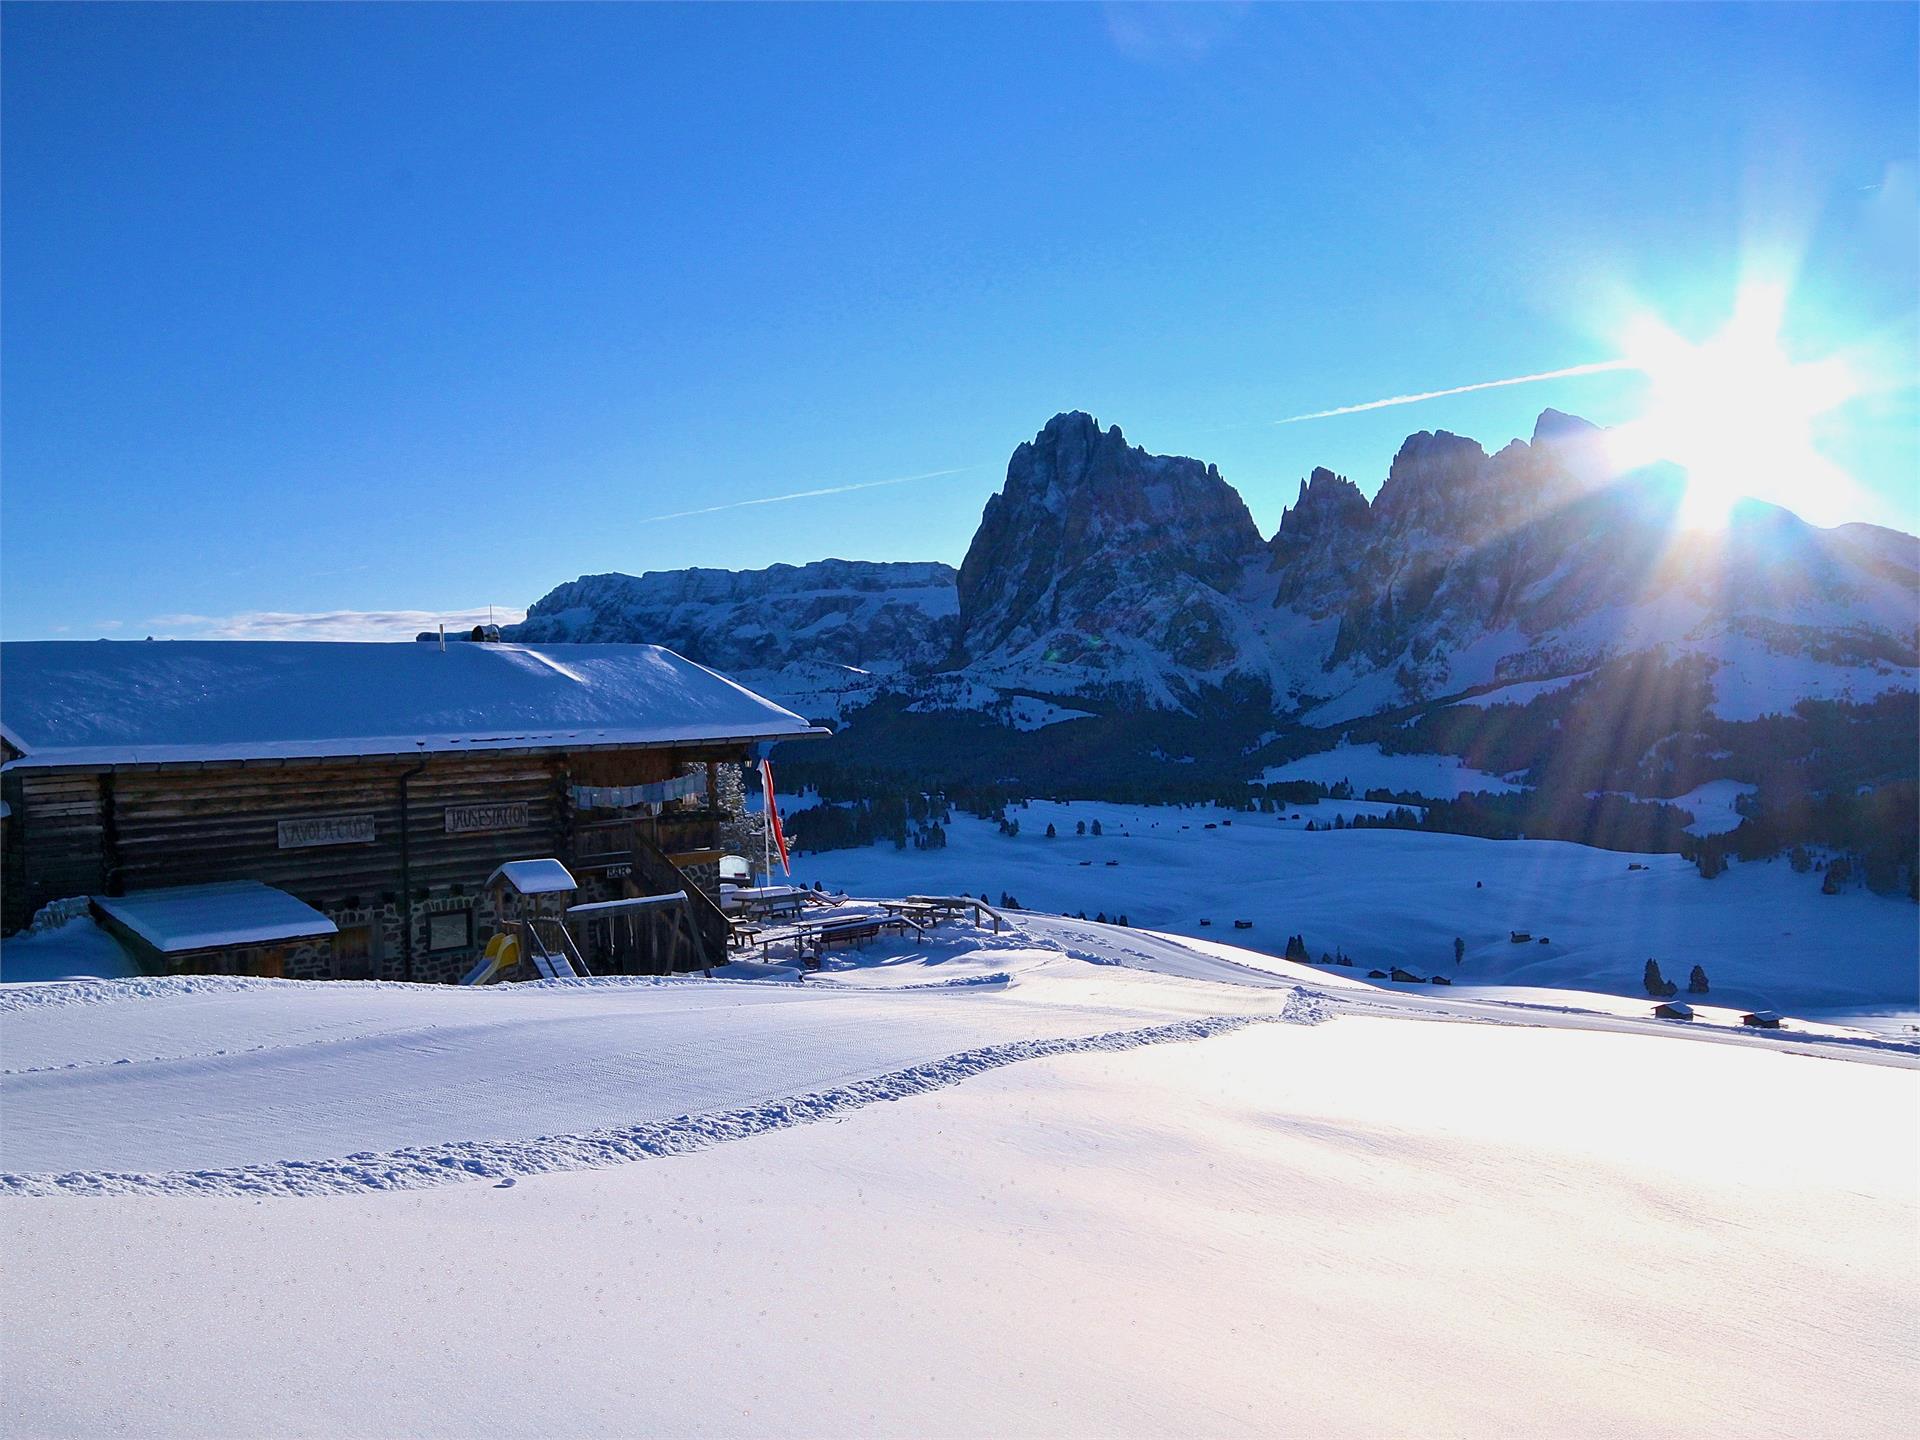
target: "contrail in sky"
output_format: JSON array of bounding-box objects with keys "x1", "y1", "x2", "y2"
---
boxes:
[
  {"x1": 647, "y1": 361, "x2": 1634, "y2": 521},
  {"x1": 643, "y1": 465, "x2": 984, "y2": 522},
  {"x1": 1277, "y1": 358, "x2": 1634, "y2": 424}
]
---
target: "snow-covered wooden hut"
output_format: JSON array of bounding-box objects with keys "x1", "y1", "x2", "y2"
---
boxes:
[{"x1": 0, "y1": 640, "x2": 824, "y2": 980}]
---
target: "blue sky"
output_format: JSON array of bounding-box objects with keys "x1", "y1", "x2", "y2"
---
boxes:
[{"x1": 4, "y1": 3, "x2": 1914, "y2": 639}]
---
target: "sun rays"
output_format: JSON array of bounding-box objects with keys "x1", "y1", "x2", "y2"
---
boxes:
[{"x1": 1605, "y1": 281, "x2": 1865, "y2": 530}]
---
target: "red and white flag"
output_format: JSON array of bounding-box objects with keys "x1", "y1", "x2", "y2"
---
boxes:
[{"x1": 760, "y1": 758, "x2": 790, "y2": 877}]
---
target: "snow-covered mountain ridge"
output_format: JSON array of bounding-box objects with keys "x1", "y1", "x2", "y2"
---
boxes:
[
  {"x1": 509, "y1": 558, "x2": 959, "y2": 719},
  {"x1": 510, "y1": 409, "x2": 1918, "y2": 733}
]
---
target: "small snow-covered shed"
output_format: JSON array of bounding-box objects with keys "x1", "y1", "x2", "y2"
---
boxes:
[
  {"x1": 93, "y1": 881, "x2": 339, "y2": 975},
  {"x1": 0, "y1": 640, "x2": 825, "y2": 980}
]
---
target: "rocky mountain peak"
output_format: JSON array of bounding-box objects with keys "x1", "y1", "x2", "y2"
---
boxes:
[
  {"x1": 955, "y1": 412, "x2": 1266, "y2": 692},
  {"x1": 1531, "y1": 407, "x2": 1601, "y2": 447},
  {"x1": 1372, "y1": 429, "x2": 1493, "y2": 529},
  {"x1": 1274, "y1": 467, "x2": 1371, "y2": 546}
]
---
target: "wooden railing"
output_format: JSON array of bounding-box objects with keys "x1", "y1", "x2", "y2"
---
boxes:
[
  {"x1": 572, "y1": 811, "x2": 725, "y2": 871},
  {"x1": 626, "y1": 835, "x2": 731, "y2": 971},
  {"x1": 646, "y1": 810, "x2": 724, "y2": 856},
  {"x1": 566, "y1": 893, "x2": 701, "y2": 976}
]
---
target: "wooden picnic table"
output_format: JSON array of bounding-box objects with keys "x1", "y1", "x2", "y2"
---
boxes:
[
  {"x1": 904, "y1": 895, "x2": 1004, "y2": 933},
  {"x1": 879, "y1": 900, "x2": 942, "y2": 923},
  {"x1": 725, "y1": 887, "x2": 808, "y2": 921},
  {"x1": 761, "y1": 910, "x2": 929, "y2": 964}
]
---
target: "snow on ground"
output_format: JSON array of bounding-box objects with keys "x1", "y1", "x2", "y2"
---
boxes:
[
  {"x1": 1449, "y1": 671, "x2": 1592, "y2": 707},
  {"x1": 1004, "y1": 693, "x2": 1097, "y2": 730},
  {"x1": 0, "y1": 938, "x2": 1321, "y2": 1184},
  {"x1": 1704, "y1": 640, "x2": 1918, "y2": 721},
  {"x1": 1662, "y1": 778, "x2": 1758, "y2": 836},
  {"x1": 0, "y1": 914, "x2": 139, "y2": 983},
  {"x1": 1580, "y1": 779, "x2": 1757, "y2": 837},
  {"x1": 1259, "y1": 741, "x2": 1523, "y2": 796},
  {"x1": 790, "y1": 801, "x2": 1918, "y2": 1015},
  {"x1": 905, "y1": 680, "x2": 1097, "y2": 730},
  {"x1": 1, "y1": 922, "x2": 1914, "y2": 1437}
]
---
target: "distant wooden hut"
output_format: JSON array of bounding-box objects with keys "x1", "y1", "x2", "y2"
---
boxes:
[{"x1": 0, "y1": 640, "x2": 823, "y2": 980}]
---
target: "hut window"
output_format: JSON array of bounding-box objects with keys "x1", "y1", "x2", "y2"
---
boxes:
[{"x1": 427, "y1": 909, "x2": 473, "y2": 953}]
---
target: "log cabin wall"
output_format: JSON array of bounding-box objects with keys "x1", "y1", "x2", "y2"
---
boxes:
[
  {"x1": 110, "y1": 753, "x2": 567, "y2": 900},
  {"x1": 5, "y1": 742, "x2": 756, "y2": 979},
  {"x1": 8, "y1": 771, "x2": 108, "y2": 930}
]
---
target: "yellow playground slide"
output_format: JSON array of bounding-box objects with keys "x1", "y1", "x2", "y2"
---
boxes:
[{"x1": 459, "y1": 931, "x2": 520, "y2": 986}]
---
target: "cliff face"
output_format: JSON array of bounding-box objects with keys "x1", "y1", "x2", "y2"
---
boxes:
[{"x1": 954, "y1": 412, "x2": 1269, "y2": 698}]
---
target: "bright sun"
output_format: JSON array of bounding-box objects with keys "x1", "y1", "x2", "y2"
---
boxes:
[{"x1": 1605, "y1": 283, "x2": 1859, "y2": 528}]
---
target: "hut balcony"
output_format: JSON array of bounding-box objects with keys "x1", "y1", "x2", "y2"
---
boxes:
[{"x1": 571, "y1": 809, "x2": 730, "y2": 873}]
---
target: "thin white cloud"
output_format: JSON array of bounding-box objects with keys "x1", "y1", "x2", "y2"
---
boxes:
[
  {"x1": 147, "y1": 607, "x2": 528, "y2": 641},
  {"x1": 1105, "y1": 2, "x2": 1250, "y2": 65},
  {"x1": 643, "y1": 466, "x2": 984, "y2": 523},
  {"x1": 1277, "y1": 359, "x2": 1634, "y2": 424}
]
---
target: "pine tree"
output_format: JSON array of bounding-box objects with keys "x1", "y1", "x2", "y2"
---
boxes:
[
  {"x1": 1090, "y1": 819, "x2": 1103, "y2": 837},
  {"x1": 1453, "y1": 936, "x2": 1465, "y2": 965},
  {"x1": 1688, "y1": 965, "x2": 1709, "y2": 994},
  {"x1": 1045, "y1": 822, "x2": 1057, "y2": 838},
  {"x1": 1644, "y1": 958, "x2": 1667, "y2": 996},
  {"x1": 1075, "y1": 820, "x2": 1086, "y2": 836}
]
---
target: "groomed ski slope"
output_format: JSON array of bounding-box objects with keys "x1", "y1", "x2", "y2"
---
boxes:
[{"x1": 2, "y1": 918, "x2": 1915, "y2": 1437}]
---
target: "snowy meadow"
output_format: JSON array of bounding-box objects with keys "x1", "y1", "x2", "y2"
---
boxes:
[
  {"x1": 780, "y1": 795, "x2": 1920, "y2": 1027},
  {"x1": 4, "y1": 894, "x2": 1916, "y2": 1437}
]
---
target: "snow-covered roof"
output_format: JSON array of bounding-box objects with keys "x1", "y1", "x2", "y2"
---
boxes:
[
  {"x1": 94, "y1": 882, "x2": 339, "y2": 955},
  {"x1": 486, "y1": 859, "x2": 578, "y2": 895},
  {"x1": 0, "y1": 641, "x2": 827, "y2": 770}
]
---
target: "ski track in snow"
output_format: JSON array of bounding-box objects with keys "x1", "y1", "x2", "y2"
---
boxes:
[{"x1": 0, "y1": 995, "x2": 1327, "y2": 1199}]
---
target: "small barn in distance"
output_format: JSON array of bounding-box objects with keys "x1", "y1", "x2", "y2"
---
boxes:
[{"x1": 0, "y1": 640, "x2": 825, "y2": 980}]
